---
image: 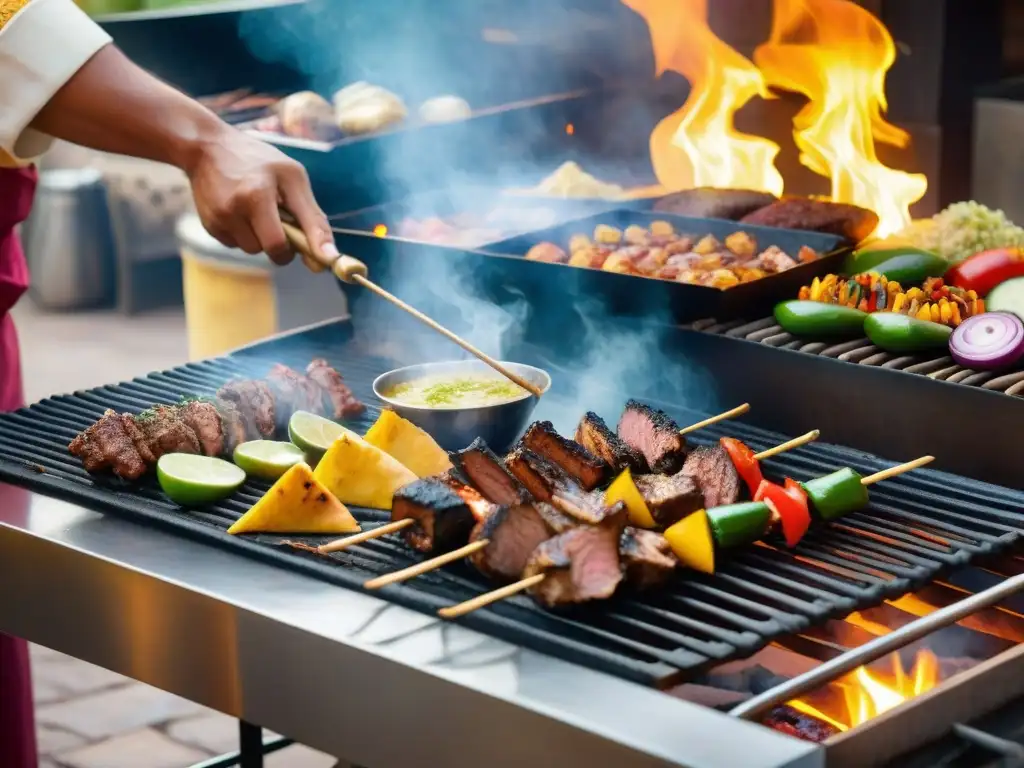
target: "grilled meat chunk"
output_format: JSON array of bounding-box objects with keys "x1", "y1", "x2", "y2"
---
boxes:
[
  {"x1": 633, "y1": 471, "x2": 704, "y2": 527},
  {"x1": 133, "y1": 405, "x2": 201, "y2": 460},
  {"x1": 306, "y1": 358, "x2": 365, "y2": 418},
  {"x1": 451, "y1": 438, "x2": 530, "y2": 505},
  {"x1": 469, "y1": 503, "x2": 561, "y2": 582},
  {"x1": 535, "y1": 501, "x2": 578, "y2": 533},
  {"x1": 178, "y1": 400, "x2": 226, "y2": 457},
  {"x1": 266, "y1": 364, "x2": 328, "y2": 427},
  {"x1": 217, "y1": 379, "x2": 276, "y2": 439},
  {"x1": 505, "y1": 446, "x2": 606, "y2": 524},
  {"x1": 617, "y1": 400, "x2": 687, "y2": 475},
  {"x1": 575, "y1": 411, "x2": 648, "y2": 474},
  {"x1": 68, "y1": 409, "x2": 149, "y2": 480},
  {"x1": 522, "y1": 420, "x2": 608, "y2": 490},
  {"x1": 620, "y1": 527, "x2": 677, "y2": 590},
  {"x1": 391, "y1": 478, "x2": 479, "y2": 554},
  {"x1": 522, "y1": 502, "x2": 628, "y2": 608},
  {"x1": 652, "y1": 187, "x2": 778, "y2": 220},
  {"x1": 762, "y1": 705, "x2": 840, "y2": 743},
  {"x1": 212, "y1": 398, "x2": 248, "y2": 454},
  {"x1": 740, "y1": 198, "x2": 878, "y2": 244},
  {"x1": 682, "y1": 445, "x2": 741, "y2": 508}
]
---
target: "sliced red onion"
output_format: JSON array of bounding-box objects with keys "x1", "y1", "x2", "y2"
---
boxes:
[{"x1": 949, "y1": 312, "x2": 1024, "y2": 370}]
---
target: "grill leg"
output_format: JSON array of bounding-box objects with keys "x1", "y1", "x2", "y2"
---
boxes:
[{"x1": 239, "y1": 721, "x2": 264, "y2": 768}]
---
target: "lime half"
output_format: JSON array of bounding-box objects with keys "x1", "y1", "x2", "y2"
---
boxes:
[
  {"x1": 157, "y1": 453, "x2": 246, "y2": 506},
  {"x1": 233, "y1": 440, "x2": 305, "y2": 480},
  {"x1": 288, "y1": 410, "x2": 356, "y2": 463}
]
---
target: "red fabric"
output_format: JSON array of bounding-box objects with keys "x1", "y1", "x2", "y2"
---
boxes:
[{"x1": 0, "y1": 165, "x2": 38, "y2": 768}]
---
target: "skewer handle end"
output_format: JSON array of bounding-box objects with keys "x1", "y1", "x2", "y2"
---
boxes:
[{"x1": 333, "y1": 255, "x2": 369, "y2": 284}]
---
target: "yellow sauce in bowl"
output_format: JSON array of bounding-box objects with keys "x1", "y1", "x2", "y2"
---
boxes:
[{"x1": 385, "y1": 375, "x2": 530, "y2": 409}]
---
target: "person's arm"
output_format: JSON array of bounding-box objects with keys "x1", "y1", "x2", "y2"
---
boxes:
[{"x1": 0, "y1": 0, "x2": 335, "y2": 264}]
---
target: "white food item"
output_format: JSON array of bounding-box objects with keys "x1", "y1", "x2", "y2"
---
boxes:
[
  {"x1": 419, "y1": 95, "x2": 472, "y2": 124},
  {"x1": 333, "y1": 82, "x2": 407, "y2": 135},
  {"x1": 276, "y1": 91, "x2": 336, "y2": 140},
  {"x1": 532, "y1": 161, "x2": 625, "y2": 200}
]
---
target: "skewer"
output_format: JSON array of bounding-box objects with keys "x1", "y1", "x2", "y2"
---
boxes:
[
  {"x1": 753, "y1": 430, "x2": 819, "y2": 461},
  {"x1": 678, "y1": 403, "x2": 750, "y2": 435},
  {"x1": 281, "y1": 220, "x2": 544, "y2": 397},
  {"x1": 318, "y1": 519, "x2": 414, "y2": 554},
  {"x1": 437, "y1": 452, "x2": 934, "y2": 620}
]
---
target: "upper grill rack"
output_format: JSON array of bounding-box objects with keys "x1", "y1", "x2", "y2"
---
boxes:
[{"x1": 1, "y1": 321, "x2": 1022, "y2": 688}]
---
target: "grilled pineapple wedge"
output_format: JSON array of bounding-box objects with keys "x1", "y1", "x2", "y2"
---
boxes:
[
  {"x1": 363, "y1": 409, "x2": 452, "y2": 479},
  {"x1": 314, "y1": 433, "x2": 417, "y2": 510}
]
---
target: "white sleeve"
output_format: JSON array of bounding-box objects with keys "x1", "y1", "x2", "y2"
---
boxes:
[{"x1": 0, "y1": 0, "x2": 112, "y2": 162}]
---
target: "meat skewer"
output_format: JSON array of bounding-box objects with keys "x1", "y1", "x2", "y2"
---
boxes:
[{"x1": 437, "y1": 455, "x2": 934, "y2": 619}]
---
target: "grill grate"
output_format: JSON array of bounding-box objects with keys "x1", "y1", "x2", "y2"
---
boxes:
[
  {"x1": 693, "y1": 317, "x2": 1024, "y2": 398},
  {"x1": 1, "y1": 321, "x2": 1023, "y2": 688}
]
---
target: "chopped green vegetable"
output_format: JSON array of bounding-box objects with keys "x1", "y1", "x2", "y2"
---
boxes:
[
  {"x1": 707, "y1": 502, "x2": 772, "y2": 549},
  {"x1": 863, "y1": 313, "x2": 952, "y2": 353},
  {"x1": 774, "y1": 300, "x2": 869, "y2": 338},
  {"x1": 850, "y1": 251, "x2": 948, "y2": 285},
  {"x1": 801, "y1": 468, "x2": 869, "y2": 521}
]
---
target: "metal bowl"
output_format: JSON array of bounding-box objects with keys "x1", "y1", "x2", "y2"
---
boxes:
[{"x1": 372, "y1": 360, "x2": 551, "y2": 453}]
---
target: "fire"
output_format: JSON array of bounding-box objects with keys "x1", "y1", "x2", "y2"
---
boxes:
[
  {"x1": 754, "y1": 0, "x2": 927, "y2": 236},
  {"x1": 621, "y1": 0, "x2": 784, "y2": 196},
  {"x1": 372, "y1": 224, "x2": 388, "y2": 238},
  {"x1": 788, "y1": 650, "x2": 941, "y2": 731}
]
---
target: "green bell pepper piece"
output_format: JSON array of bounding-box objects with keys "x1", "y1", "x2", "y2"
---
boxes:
[
  {"x1": 774, "y1": 300, "x2": 869, "y2": 339},
  {"x1": 863, "y1": 312, "x2": 952, "y2": 353},
  {"x1": 801, "y1": 468, "x2": 869, "y2": 521},
  {"x1": 854, "y1": 253, "x2": 949, "y2": 285},
  {"x1": 707, "y1": 502, "x2": 773, "y2": 549},
  {"x1": 844, "y1": 247, "x2": 942, "y2": 276}
]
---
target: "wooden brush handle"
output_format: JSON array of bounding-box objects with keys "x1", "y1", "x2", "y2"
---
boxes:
[{"x1": 280, "y1": 219, "x2": 368, "y2": 283}]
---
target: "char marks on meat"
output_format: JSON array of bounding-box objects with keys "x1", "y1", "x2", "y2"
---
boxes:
[
  {"x1": 266, "y1": 364, "x2": 328, "y2": 428},
  {"x1": 133, "y1": 405, "x2": 201, "y2": 460},
  {"x1": 391, "y1": 478, "x2": 478, "y2": 554},
  {"x1": 451, "y1": 438, "x2": 530, "y2": 505},
  {"x1": 217, "y1": 379, "x2": 276, "y2": 439},
  {"x1": 178, "y1": 400, "x2": 226, "y2": 457},
  {"x1": 633, "y1": 471, "x2": 704, "y2": 527},
  {"x1": 505, "y1": 446, "x2": 606, "y2": 524},
  {"x1": 617, "y1": 400, "x2": 687, "y2": 475},
  {"x1": 619, "y1": 527, "x2": 677, "y2": 590},
  {"x1": 68, "y1": 410, "x2": 149, "y2": 480},
  {"x1": 522, "y1": 502, "x2": 628, "y2": 608},
  {"x1": 306, "y1": 358, "x2": 365, "y2": 418},
  {"x1": 469, "y1": 503, "x2": 560, "y2": 582},
  {"x1": 522, "y1": 420, "x2": 608, "y2": 490},
  {"x1": 682, "y1": 445, "x2": 741, "y2": 508},
  {"x1": 574, "y1": 411, "x2": 648, "y2": 474}
]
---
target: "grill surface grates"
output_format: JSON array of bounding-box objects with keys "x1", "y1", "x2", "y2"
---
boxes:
[{"x1": 1, "y1": 321, "x2": 1023, "y2": 688}]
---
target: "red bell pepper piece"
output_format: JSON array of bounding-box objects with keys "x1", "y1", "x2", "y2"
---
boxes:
[
  {"x1": 721, "y1": 437, "x2": 763, "y2": 496},
  {"x1": 754, "y1": 478, "x2": 812, "y2": 548},
  {"x1": 944, "y1": 248, "x2": 1024, "y2": 297}
]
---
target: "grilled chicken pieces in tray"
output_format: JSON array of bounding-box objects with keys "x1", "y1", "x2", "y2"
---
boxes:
[{"x1": 68, "y1": 359, "x2": 363, "y2": 480}]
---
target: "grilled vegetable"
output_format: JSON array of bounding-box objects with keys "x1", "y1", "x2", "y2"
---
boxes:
[
  {"x1": 754, "y1": 478, "x2": 811, "y2": 548},
  {"x1": 889, "y1": 278, "x2": 984, "y2": 328},
  {"x1": 663, "y1": 509, "x2": 715, "y2": 574},
  {"x1": 800, "y1": 468, "x2": 868, "y2": 521},
  {"x1": 720, "y1": 437, "x2": 763, "y2": 496},
  {"x1": 944, "y1": 248, "x2": 1024, "y2": 297},
  {"x1": 948, "y1": 312, "x2": 1024, "y2": 371},
  {"x1": 797, "y1": 272, "x2": 900, "y2": 311},
  {"x1": 844, "y1": 246, "x2": 941, "y2": 275},
  {"x1": 863, "y1": 312, "x2": 953, "y2": 353},
  {"x1": 604, "y1": 468, "x2": 657, "y2": 529},
  {"x1": 851, "y1": 251, "x2": 948, "y2": 285},
  {"x1": 706, "y1": 502, "x2": 773, "y2": 549},
  {"x1": 986, "y1": 276, "x2": 1024, "y2": 320},
  {"x1": 774, "y1": 300, "x2": 868, "y2": 338}
]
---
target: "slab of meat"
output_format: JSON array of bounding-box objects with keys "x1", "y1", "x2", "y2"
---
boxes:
[
  {"x1": 438, "y1": 472, "x2": 497, "y2": 522},
  {"x1": 535, "y1": 501, "x2": 578, "y2": 534},
  {"x1": 178, "y1": 400, "x2": 226, "y2": 457},
  {"x1": 522, "y1": 502, "x2": 627, "y2": 608},
  {"x1": 391, "y1": 477, "x2": 479, "y2": 554},
  {"x1": 505, "y1": 446, "x2": 606, "y2": 524},
  {"x1": 633, "y1": 471, "x2": 704, "y2": 527},
  {"x1": 217, "y1": 379, "x2": 276, "y2": 439},
  {"x1": 68, "y1": 409, "x2": 149, "y2": 480},
  {"x1": 574, "y1": 411, "x2": 648, "y2": 474},
  {"x1": 522, "y1": 420, "x2": 608, "y2": 490},
  {"x1": 266, "y1": 364, "x2": 328, "y2": 427},
  {"x1": 212, "y1": 398, "x2": 248, "y2": 454},
  {"x1": 306, "y1": 358, "x2": 365, "y2": 418},
  {"x1": 682, "y1": 445, "x2": 741, "y2": 508},
  {"x1": 469, "y1": 503, "x2": 561, "y2": 582},
  {"x1": 652, "y1": 188, "x2": 778, "y2": 220},
  {"x1": 617, "y1": 400, "x2": 687, "y2": 474},
  {"x1": 133, "y1": 405, "x2": 201, "y2": 460},
  {"x1": 451, "y1": 437, "x2": 530, "y2": 505},
  {"x1": 620, "y1": 527, "x2": 677, "y2": 591},
  {"x1": 740, "y1": 198, "x2": 879, "y2": 244}
]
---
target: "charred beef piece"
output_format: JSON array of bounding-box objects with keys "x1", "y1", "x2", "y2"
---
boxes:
[
  {"x1": 652, "y1": 187, "x2": 778, "y2": 220},
  {"x1": 391, "y1": 478, "x2": 479, "y2": 554},
  {"x1": 633, "y1": 471, "x2": 704, "y2": 527},
  {"x1": 212, "y1": 398, "x2": 248, "y2": 454},
  {"x1": 617, "y1": 400, "x2": 687, "y2": 475},
  {"x1": 505, "y1": 447, "x2": 607, "y2": 524},
  {"x1": 762, "y1": 705, "x2": 840, "y2": 743},
  {"x1": 178, "y1": 400, "x2": 226, "y2": 457},
  {"x1": 522, "y1": 502, "x2": 628, "y2": 608},
  {"x1": 535, "y1": 501, "x2": 578, "y2": 534},
  {"x1": 217, "y1": 379, "x2": 276, "y2": 439},
  {"x1": 306, "y1": 358, "x2": 365, "y2": 418},
  {"x1": 619, "y1": 527, "x2": 678, "y2": 590},
  {"x1": 740, "y1": 198, "x2": 879, "y2": 244},
  {"x1": 133, "y1": 406, "x2": 201, "y2": 460},
  {"x1": 682, "y1": 445, "x2": 741, "y2": 508},
  {"x1": 266, "y1": 364, "x2": 329, "y2": 427},
  {"x1": 451, "y1": 438, "x2": 531, "y2": 505},
  {"x1": 69, "y1": 409, "x2": 149, "y2": 480},
  {"x1": 574, "y1": 411, "x2": 648, "y2": 474},
  {"x1": 440, "y1": 475, "x2": 498, "y2": 522},
  {"x1": 469, "y1": 503, "x2": 561, "y2": 582},
  {"x1": 522, "y1": 420, "x2": 608, "y2": 490}
]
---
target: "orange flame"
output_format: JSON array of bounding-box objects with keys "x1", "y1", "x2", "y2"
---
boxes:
[
  {"x1": 788, "y1": 650, "x2": 941, "y2": 731},
  {"x1": 372, "y1": 224, "x2": 388, "y2": 238},
  {"x1": 622, "y1": 0, "x2": 783, "y2": 196},
  {"x1": 754, "y1": 0, "x2": 927, "y2": 236}
]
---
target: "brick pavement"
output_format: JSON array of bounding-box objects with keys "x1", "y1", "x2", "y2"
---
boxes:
[{"x1": 12, "y1": 299, "x2": 339, "y2": 767}]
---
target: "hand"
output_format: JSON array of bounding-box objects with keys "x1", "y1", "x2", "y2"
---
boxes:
[{"x1": 185, "y1": 127, "x2": 337, "y2": 266}]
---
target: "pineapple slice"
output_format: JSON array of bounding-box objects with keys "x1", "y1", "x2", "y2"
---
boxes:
[
  {"x1": 227, "y1": 462, "x2": 360, "y2": 535},
  {"x1": 363, "y1": 409, "x2": 452, "y2": 479},
  {"x1": 313, "y1": 433, "x2": 417, "y2": 510}
]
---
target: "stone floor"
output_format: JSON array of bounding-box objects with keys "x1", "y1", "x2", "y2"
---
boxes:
[{"x1": 11, "y1": 298, "x2": 338, "y2": 768}]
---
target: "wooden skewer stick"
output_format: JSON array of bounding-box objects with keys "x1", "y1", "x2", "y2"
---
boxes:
[
  {"x1": 678, "y1": 403, "x2": 751, "y2": 435},
  {"x1": 318, "y1": 519, "x2": 414, "y2": 554},
  {"x1": 281, "y1": 220, "x2": 545, "y2": 398},
  {"x1": 753, "y1": 430, "x2": 820, "y2": 461},
  {"x1": 364, "y1": 540, "x2": 489, "y2": 590},
  {"x1": 861, "y1": 456, "x2": 934, "y2": 486},
  {"x1": 438, "y1": 575, "x2": 546, "y2": 620}
]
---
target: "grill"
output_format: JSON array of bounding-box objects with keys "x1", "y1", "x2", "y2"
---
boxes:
[{"x1": 1, "y1": 320, "x2": 1022, "y2": 689}]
